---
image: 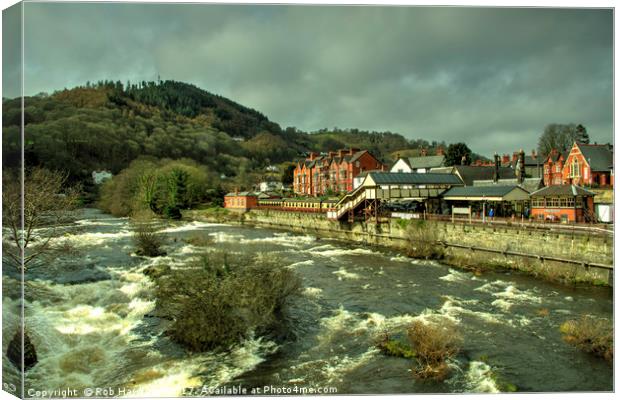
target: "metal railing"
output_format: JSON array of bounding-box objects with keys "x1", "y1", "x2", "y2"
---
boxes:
[{"x1": 394, "y1": 212, "x2": 613, "y2": 236}]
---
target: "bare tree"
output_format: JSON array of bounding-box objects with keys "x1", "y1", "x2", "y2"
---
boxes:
[
  {"x1": 537, "y1": 123, "x2": 585, "y2": 155},
  {"x1": 2, "y1": 168, "x2": 81, "y2": 270}
]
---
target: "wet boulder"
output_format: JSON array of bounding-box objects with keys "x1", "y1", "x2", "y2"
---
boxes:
[
  {"x1": 142, "y1": 264, "x2": 171, "y2": 279},
  {"x1": 6, "y1": 329, "x2": 37, "y2": 371}
]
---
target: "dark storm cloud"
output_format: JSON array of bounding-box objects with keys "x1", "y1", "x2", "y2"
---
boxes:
[
  {"x1": 3, "y1": 2, "x2": 21, "y2": 98},
  {"x1": 11, "y1": 3, "x2": 613, "y2": 155}
]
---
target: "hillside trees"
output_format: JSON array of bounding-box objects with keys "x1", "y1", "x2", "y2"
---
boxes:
[
  {"x1": 3, "y1": 80, "x2": 483, "y2": 194},
  {"x1": 99, "y1": 158, "x2": 218, "y2": 218},
  {"x1": 241, "y1": 131, "x2": 296, "y2": 163}
]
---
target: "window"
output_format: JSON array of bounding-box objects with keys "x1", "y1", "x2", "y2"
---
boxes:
[
  {"x1": 548, "y1": 197, "x2": 559, "y2": 207},
  {"x1": 570, "y1": 159, "x2": 580, "y2": 178}
]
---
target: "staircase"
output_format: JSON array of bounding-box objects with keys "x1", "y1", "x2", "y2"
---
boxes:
[{"x1": 327, "y1": 186, "x2": 367, "y2": 220}]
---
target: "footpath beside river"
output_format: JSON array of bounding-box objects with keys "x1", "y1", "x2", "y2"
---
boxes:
[{"x1": 185, "y1": 209, "x2": 614, "y2": 286}]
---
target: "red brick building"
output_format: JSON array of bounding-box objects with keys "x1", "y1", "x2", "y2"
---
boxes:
[
  {"x1": 293, "y1": 149, "x2": 386, "y2": 196},
  {"x1": 542, "y1": 149, "x2": 567, "y2": 186},
  {"x1": 561, "y1": 143, "x2": 613, "y2": 187},
  {"x1": 529, "y1": 185, "x2": 595, "y2": 223},
  {"x1": 224, "y1": 192, "x2": 258, "y2": 211}
]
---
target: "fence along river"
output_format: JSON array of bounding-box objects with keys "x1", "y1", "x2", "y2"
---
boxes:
[{"x1": 2, "y1": 208, "x2": 612, "y2": 396}]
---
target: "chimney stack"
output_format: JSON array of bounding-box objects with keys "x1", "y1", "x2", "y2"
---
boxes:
[
  {"x1": 421, "y1": 148, "x2": 428, "y2": 157},
  {"x1": 349, "y1": 148, "x2": 359, "y2": 155},
  {"x1": 436, "y1": 146, "x2": 445, "y2": 156},
  {"x1": 338, "y1": 149, "x2": 346, "y2": 158},
  {"x1": 493, "y1": 153, "x2": 500, "y2": 183},
  {"x1": 516, "y1": 149, "x2": 526, "y2": 184},
  {"x1": 328, "y1": 151, "x2": 337, "y2": 158},
  {"x1": 309, "y1": 152, "x2": 318, "y2": 161}
]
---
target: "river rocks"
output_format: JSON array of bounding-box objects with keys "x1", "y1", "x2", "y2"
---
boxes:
[
  {"x1": 142, "y1": 264, "x2": 171, "y2": 279},
  {"x1": 6, "y1": 329, "x2": 37, "y2": 371},
  {"x1": 102, "y1": 289, "x2": 131, "y2": 305},
  {"x1": 55, "y1": 265, "x2": 112, "y2": 285},
  {"x1": 58, "y1": 346, "x2": 106, "y2": 374},
  {"x1": 29, "y1": 262, "x2": 111, "y2": 285}
]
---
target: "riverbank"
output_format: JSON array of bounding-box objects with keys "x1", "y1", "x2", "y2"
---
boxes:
[{"x1": 184, "y1": 208, "x2": 614, "y2": 287}]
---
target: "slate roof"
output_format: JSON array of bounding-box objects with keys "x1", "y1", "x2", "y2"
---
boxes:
[
  {"x1": 442, "y1": 185, "x2": 525, "y2": 198},
  {"x1": 432, "y1": 166, "x2": 515, "y2": 186},
  {"x1": 367, "y1": 172, "x2": 463, "y2": 185},
  {"x1": 355, "y1": 169, "x2": 385, "y2": 179},
  {"x1": 545, "y1": 151, "x2": 568, "y2": 163},
  {"x1": 350, "y1": 150, "x2": 370, "y2": 163},
  {"x1": 404, "y1": 155, "x2": 446, "y2": 169},
  {"x1": 257, "y1": 192, "x2": 281, "y2": 199},
  {"x1": 225, "y1": 192, "x2": 258, "y2": 197},
  {"x1": 529, "y1": 185, "x2": 596, "y2": 197},
  {"x1": 473, "y1": 177, "x2": 543, "y2": 193},
  {"x1": 519, "y1": 155, "x2": 546, "y2": 167},
  {"x1": 577, "y1": 144, "x2": 613, "y2": 172}
]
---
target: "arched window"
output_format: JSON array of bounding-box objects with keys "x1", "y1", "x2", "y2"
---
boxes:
[{"x1": 570, "y1": 159, "x2": 580, "y2": 178}]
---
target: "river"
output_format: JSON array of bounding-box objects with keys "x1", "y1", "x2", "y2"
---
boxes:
[{"x1": 2, "y1": 208, "x2": 613, "y2": 396}]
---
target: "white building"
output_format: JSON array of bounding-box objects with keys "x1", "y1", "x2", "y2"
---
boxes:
[
  {"x1": 390, "y1": 155, "x2": 446, "y2": 174},
  {"x1": 259, "y1": 181, "x2": 283, "y2": 192},
  {"x1": 92, "y1": 170, "x2": 112, "y2": 185}
]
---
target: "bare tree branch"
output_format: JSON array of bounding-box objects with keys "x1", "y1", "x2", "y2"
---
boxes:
[{"x1": 2, "y1": 168, "x2": 81, "y2": 271}]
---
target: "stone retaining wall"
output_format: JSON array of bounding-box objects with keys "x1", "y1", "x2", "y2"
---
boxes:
[{"x1": 187, "y1": 209, "x2": 614, "y2": 285}]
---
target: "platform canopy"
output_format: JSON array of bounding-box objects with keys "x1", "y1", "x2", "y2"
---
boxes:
[
  {"x1": 361, "y1": 171, "x2": 463, "y2": 187},
  {"x1": 442, "y1": 185, "x2": 530, "y2": 202},
  {"x1": 529, "y1": 184, "x2": 595, "y2": 198}
]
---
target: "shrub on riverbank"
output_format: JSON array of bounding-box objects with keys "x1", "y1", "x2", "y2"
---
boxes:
[
  {"x1": 154, "y1": 251, "x2": 301, "y2": 351},
  {"x1": 560, "y1": 315, "x2": 613, "y2": 363},
  {"x1": 131, "y1": 213, "x2": 166, "y2": 257},
  {"x1": 407, "y1": 319, "x2": 462, "y2": 381},
  {"x1": 405, "y1": 220, "x2": 443, "y2": 259}
]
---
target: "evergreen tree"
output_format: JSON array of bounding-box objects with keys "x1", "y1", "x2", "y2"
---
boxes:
[
  {"x1": 445, "y1": 143, "x2": 472, "y2": 166},
  {"x1": 575, "y1": 124, "x2": 590, "y2": 144}
]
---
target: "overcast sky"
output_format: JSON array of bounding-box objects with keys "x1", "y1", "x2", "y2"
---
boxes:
[{"x1": 2, "y1": 3, "x2": 613, "y2": 156}]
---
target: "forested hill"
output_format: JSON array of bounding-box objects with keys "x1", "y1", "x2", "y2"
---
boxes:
[{"x1": 2, "y1": 80, "x2": 446, "y2": 188}]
